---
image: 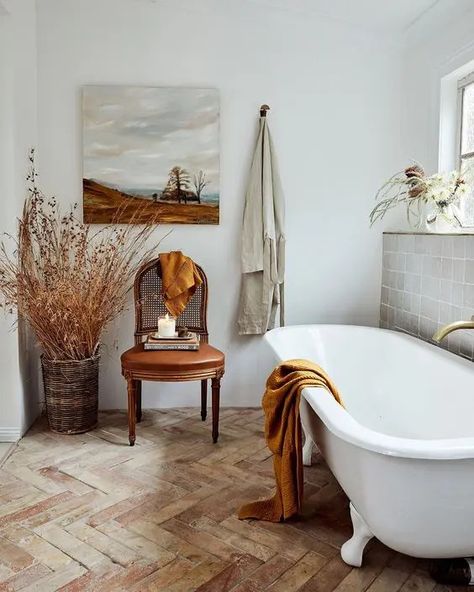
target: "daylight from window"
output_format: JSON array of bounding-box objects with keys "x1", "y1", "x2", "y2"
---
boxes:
[{"x1": 460, "y1": 78, "x2": 474, "y2": 223}]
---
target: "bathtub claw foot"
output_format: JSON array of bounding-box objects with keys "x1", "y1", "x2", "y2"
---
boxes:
[
  {"x1": 303, "y1": 435, "x2": 314, "y2": 466},
  {"x1": 341, "y1": 504, "x2": 373, "y2": 567}
]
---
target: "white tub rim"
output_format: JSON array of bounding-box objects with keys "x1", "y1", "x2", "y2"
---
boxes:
[{"x1": 265, "y1": 324, "x2": 474, "y2": 460}]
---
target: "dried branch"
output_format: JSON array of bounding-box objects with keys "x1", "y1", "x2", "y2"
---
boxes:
[{"x1": 0, "y1": 150, "x2": 169, "y2": 360}]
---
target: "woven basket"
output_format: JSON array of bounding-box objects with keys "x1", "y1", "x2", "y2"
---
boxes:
[{"x1": 41, "y1": 355, "x2": 99, "y2": 434}]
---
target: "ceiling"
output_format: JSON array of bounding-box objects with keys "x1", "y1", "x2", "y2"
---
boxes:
[
  {"x1": 249, "y1": 0, "x2": 441, "y2": 34},
  {"x1": 2, "y1": 0, "x2": 466, "y2": 38}
]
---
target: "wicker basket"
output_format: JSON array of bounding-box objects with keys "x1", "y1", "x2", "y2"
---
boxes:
[{"x1": 41, "y1": 355, "x2": 99, "y2": 434}]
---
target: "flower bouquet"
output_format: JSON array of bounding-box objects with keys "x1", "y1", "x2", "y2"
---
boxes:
[{"x1": 370, "y1": 164, "x2": 470, "y2": 231}]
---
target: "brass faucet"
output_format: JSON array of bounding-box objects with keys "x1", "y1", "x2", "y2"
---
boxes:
[{"x1": 432, "y1": 316, "x2": 474, "y2": 343}]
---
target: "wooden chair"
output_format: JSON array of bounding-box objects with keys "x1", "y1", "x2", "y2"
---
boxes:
[{"x1": 120, "y1": 258, "x2": 225, "y2": 446}]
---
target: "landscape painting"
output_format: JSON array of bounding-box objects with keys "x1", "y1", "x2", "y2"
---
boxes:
[{"x1": 82, "y1": 86, "x2": 219, "y2": 224}]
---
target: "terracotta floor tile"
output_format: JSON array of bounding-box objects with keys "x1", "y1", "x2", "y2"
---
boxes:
[{"x1": 0, "y1": 409, "x2": 456, "y2": 591}]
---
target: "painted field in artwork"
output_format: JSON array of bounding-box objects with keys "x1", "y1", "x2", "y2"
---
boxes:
[{"x1": 82, "y1": 86, "x2": 219, "y2": 224}]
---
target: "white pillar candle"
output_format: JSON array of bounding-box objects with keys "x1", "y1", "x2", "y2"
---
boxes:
[{"x1": 158, "y1": 313, "x2": 176, "y2": 338}]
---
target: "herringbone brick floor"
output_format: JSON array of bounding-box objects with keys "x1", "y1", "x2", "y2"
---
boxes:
[{"x1": 0, "y1": 409, "x2": 466, "y2": 591}]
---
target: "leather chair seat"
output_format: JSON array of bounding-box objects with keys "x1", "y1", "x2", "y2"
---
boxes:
[{"x1": 121, "y1": 343, "x2": 225, "y2": 374}]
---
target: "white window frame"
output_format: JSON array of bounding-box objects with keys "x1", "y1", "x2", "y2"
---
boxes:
[
  {"x1": 457, "y1": 71, "x2": 474, "y2": 165},
  {"x1": 456, "y1": 71, "x2": 474, "y2": 226}
]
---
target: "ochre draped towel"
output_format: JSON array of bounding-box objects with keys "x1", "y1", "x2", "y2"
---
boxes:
[
  {"x1": 238, "y1": 359, "x2": 344, "y2": 522},
  {"x1": 159, "y1": 251, "x2": 202, "y2": 317}
]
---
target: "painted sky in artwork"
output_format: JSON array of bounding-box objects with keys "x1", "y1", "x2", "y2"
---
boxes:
[{"x1": 83, "y1": 86, "x2": 219, "y2": 195}]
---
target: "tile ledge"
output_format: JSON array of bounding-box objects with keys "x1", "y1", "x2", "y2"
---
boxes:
[{"x1": 383, "y1": 231, "x2": 474, "y2": 236}]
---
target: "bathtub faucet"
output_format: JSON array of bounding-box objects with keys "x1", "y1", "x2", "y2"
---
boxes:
[{"x1": 432, "y1": 316, "x2": 474, "y2": 343}]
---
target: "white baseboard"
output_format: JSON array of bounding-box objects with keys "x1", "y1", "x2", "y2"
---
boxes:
[{"x1": 0, "y1": 428, "x2": 21, "y2": 442}]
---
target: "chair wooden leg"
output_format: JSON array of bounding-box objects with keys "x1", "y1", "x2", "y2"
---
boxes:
[
  {"x1": 211, "y1": 376, "x2": 221, "y2": 443},
  {"x1": 127, "y1": 377, "x2": 137, "y2": 446},
  {"x1": 136, "y1": 380, "x2": 142, "y2": 423},
  {"x1": 201, "y1": 380, "x2": 207, "y2": 421}
]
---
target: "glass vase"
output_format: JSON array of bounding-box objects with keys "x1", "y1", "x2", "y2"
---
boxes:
[{"x1": 424, "y1": 203, "x2": 462, "y2": 234}]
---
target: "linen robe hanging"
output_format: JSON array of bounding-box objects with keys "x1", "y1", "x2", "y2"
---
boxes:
[{"x1": 237, "y1": 116, "x2": 285, "y2": 335}]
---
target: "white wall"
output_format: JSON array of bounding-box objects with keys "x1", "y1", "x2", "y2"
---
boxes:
[
  {"x1": 0, "y1": 0, "x2": 40, "y2": 440},
  {"x1": 401, "y1": 1, "x2": 474, "y2": 174},
  {"x1": 33, "y1": 0, "x2": 405, "y2": 409}
]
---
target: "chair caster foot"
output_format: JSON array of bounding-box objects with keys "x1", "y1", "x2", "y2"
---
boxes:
[
  {"x1": 201, "y1": 412, "x2": 207, "y2": 421},
  {"x1": 212, "y1": 435, "x2": 218, "y2": 443},
  {"x1": 129, "y1": 437, "x2": 136, "y2": 446}
]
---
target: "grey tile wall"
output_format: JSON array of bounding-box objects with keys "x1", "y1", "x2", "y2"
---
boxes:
[{"x1": 380, "y1": 233, "x2": 474, "y2": 361}]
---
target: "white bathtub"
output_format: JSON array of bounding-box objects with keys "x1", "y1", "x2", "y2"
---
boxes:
[{"x1": 265, "y1": 324, "x2": 474, "y2": 567}]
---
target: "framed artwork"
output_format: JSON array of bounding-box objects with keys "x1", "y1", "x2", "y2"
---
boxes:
[{"x1": 82, "y1": 85, "x2": 219, "y2": 224}]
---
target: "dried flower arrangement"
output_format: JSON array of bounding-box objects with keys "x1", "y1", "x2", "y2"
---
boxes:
[
  {"x1": 369, "y1": 163, "x2": 470, "y2": 229},
  {"x1": 0, "y1": 151, "x2": 167, "y2": 361}
]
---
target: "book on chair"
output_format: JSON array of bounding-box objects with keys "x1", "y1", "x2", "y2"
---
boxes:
[{"x1": 144, "y1": 331, "x2": 200, "y2": 351}]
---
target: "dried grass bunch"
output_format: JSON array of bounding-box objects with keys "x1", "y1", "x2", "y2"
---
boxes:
[
  {"x1": 369, "y1": 163, "x2": 470, "y2": 228},
  {"x1": 0, "y1": 151, "x2": 166, "y2": 361}
]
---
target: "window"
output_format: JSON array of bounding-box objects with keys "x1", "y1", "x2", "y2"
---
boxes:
[{"x1": 457, "y1": 72, "x2": 474, "y2": 224}]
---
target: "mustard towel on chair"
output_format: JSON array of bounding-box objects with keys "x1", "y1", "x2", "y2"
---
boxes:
[
  {"x1": 159, "y1": 251, "x2": 202, "y2": 317},
  {"x1": 238, "y1": 359, "x2": 344, "y2": 522}
]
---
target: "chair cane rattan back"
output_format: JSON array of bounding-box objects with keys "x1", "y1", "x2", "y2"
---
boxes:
[{"x1": 134, "y1": 258, "x2": 209, "y2": 345}]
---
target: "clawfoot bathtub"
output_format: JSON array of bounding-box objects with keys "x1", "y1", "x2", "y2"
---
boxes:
[{"x1": 265, "y1": 325, "x2": 474, "y2": 567}]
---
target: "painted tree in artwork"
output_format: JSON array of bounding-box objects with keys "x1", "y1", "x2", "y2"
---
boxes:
[
  {"x1": 193, "y1": 170, "x2": 209, "y2": 204},
  {"x1": 167, "y1": 166, "x2": 191, "y2": 204}
]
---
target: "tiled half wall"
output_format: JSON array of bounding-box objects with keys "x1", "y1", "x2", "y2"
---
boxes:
[{"x1": 380, "y1": 232, "x2": 474, "y2": 360}]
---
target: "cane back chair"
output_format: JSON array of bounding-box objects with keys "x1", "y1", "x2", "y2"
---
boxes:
[{"x1": 121, "y1": 258, "x2": 225, "y2": 446}]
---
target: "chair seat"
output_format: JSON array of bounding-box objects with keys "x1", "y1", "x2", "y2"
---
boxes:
[{"x1": 121, "y1": 342, "x2": 225, "y2": 377}]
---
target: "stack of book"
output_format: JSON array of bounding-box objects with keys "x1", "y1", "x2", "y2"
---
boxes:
[{"x1": 144, "y1": 331, "x2": 199, "y2": 351}]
